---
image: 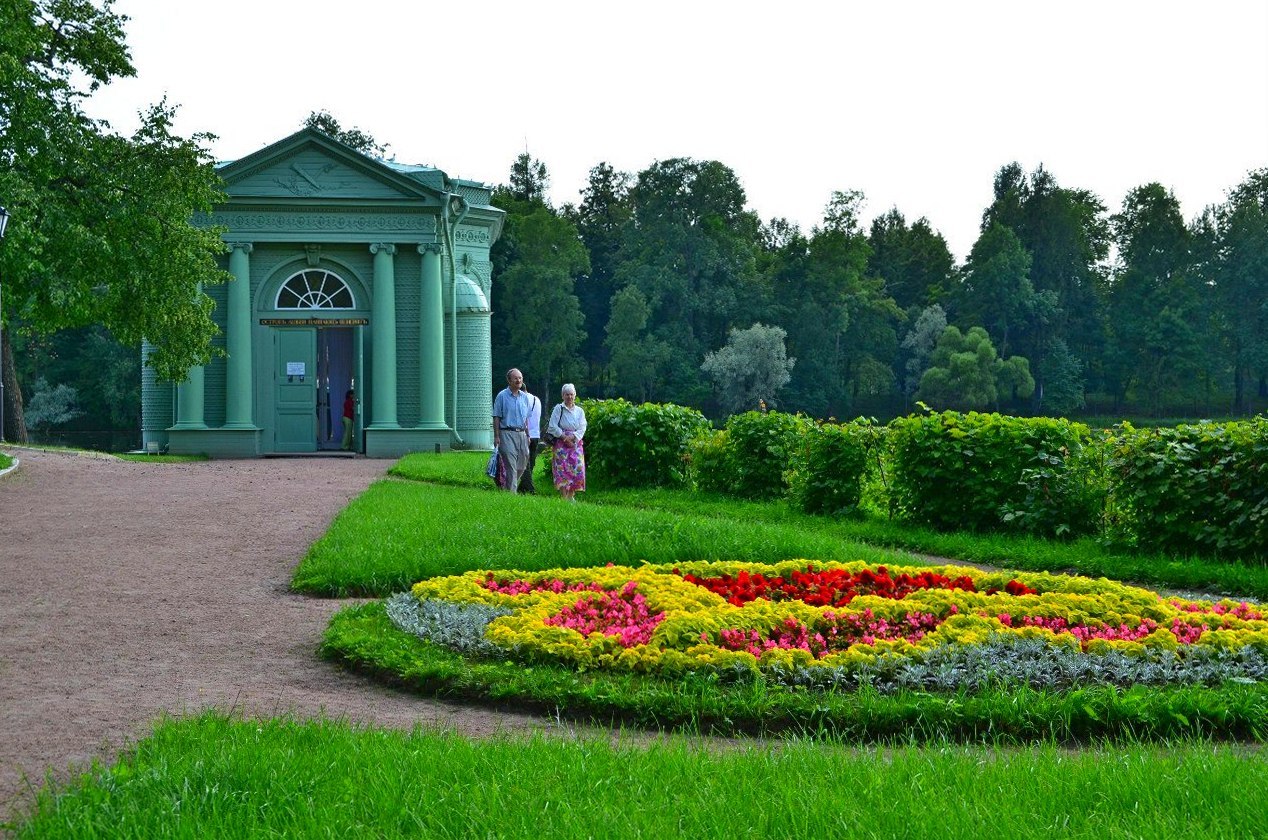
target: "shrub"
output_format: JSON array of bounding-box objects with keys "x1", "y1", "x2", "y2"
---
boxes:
[
  {"x1": 687, "y1": 429, "x2": 733, "y2": 494},
  {"x1": 582, "y1": 398, "x2": 712, "y2": 489},
  {"x1": 787, "y1": 420, "x2": 875, "y2": 515},
  {"x1": 1108, "y1": 418, "x2": 1268, "y2": 558},
  {"x1": 888, "y1": 409, "x2": 1100, "y2": 536},
  {"x1": 722, "y1": 410, "x2": 813, "y2": 499}
]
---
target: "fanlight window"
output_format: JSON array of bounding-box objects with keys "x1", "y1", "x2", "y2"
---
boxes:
[{"x1": 275, "y1": 270, "x2": 355, "y2": 309}]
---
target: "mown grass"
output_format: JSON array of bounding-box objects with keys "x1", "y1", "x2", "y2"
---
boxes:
[
  {"x1": 293, "y1": 479, "x2": 927, "y2": 597},
  {"x1": 322, "y1": 600, "x2": 1268, "y2": 743},
  {"x1": 0, "y1": 451, "x2": 13, "y2": 471},
  {"x1": 11, "y1": 712, "x2": 1268, "y2": 839}
]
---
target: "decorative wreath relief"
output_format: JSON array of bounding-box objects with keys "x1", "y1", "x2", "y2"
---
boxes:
[{"x1": 387, "y1": 561, "x2": 1268, "y2": 692}]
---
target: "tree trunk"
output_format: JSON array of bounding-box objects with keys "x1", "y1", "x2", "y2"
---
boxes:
[{"x1": 1, "y1": 328, "x2": 29, "y2": 443}]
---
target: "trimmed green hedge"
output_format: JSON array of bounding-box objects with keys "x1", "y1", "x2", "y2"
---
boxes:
[
  {"x1": 888, "y1": 410, "x2": 1102, "y2": 537},
  {"x1": 1110, "y1": 418, "x2": 1268, "y2": 558},
  {"x1": 582, "y1": 398, "x2": 711, "y2": 489},
  {"x1": 787, "y1": 420, "x2": 876, "y2": 515}
]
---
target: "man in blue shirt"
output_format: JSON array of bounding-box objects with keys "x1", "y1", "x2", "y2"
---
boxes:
[{"x1": 492, "y1": 367, "x2": 534, "y2": 493}]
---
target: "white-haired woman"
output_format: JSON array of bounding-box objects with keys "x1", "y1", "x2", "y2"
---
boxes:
[{"x1": 546, "y1": 383, "x2": 587, "y2": 502}]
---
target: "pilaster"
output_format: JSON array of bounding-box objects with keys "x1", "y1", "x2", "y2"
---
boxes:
[
  {"x1": 368, "y1": 242, "x2": 399, "y2": 429},
  {"x1": 224, "y1": 242, "x2": 257, "y2": 429},
  {"x1": 418, "y1": 243, "x2": 447, "y2": 429}
]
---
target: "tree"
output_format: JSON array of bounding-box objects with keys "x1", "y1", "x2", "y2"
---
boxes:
[
  {"x1": 23, "y1": 377, "x2": 80, "y2": 436},
  {"x1": 1, "y1": 0, "x2": 230, "y2": 441},
  {"x1": 1106, "y1": 183, "x2": 1203, "y2": 412},
  {"x1": 567, "y1": 162, "x2": 633, "y2": 378},
  {"x1": 956, "y1": 222, "x2": 1041, "y2": 359},
  {"x1": 867, "y1": 209, "x2": 956, "y2": 312},
  {"x1": 978, "y1": 163, "x2": 1109, "y2": 401},
  {"x1": 496, "y1": 208, "x2": 589, "y2": 396},
  {"x1": 1037, "y1": 336, "x2": 1085, "y2": 414},
  {"x1": 604, "y1": 285, "x2": 669, "y2": 403},
  {"x1": 700, "y1": 323, "x2": 795, "y2": 416},
  {"x1": 1208, "y1": 168, "x2": 1268, "y2": 414},
  {"x1": 916, "y1": 325, "x2": 1033, "y2": 410},
  {"x1": 608, "y1": 157, "x2": 766, "y2": 407},
  {"x1": 508, "y1": 152, "x2": 549, "y2": 204},
  {"x1": 899, "y1": 304, "x2": 947, "y2": 401},
  {"x1": 303, "y1": 110, "x2": 386, "y2": 157}
]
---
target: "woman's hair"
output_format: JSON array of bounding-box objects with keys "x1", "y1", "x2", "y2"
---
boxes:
[{"x1": 561, "y1": 383, "x2": 577, "y2": 396}]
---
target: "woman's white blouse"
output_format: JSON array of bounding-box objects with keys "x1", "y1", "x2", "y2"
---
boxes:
[{"x1": 548, "y1": 404, "x2": 587, "y2": 440}]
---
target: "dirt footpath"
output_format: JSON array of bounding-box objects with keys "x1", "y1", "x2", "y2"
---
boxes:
[{"x1": 0, "y1": 449, "x2": 557, "y2": 820}]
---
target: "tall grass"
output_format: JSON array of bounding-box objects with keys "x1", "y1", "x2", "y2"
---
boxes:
[
  {"x1": 293, "y1": 479, "x2": 923, "y2": 596},
  {"x1": 338, "y1": 453, "x2": 1268, "y2": 600},
  {"x1": 12, "y1": 713, "x2": 1268, "y2": 839}
]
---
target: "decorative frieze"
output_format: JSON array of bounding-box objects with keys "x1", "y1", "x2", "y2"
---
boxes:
[
  {"x1": 208, "y1": 211, "x2": 437, "y2": 234},
  {"x1": 453, "y1": 227, "x2": 491, "y2": 244}
]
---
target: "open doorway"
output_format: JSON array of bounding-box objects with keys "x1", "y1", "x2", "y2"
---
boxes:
[{"x1": 316, "y1": 328, "x2": 356, "y2": 451}]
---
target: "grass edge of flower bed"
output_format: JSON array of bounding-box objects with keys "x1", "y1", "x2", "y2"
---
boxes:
[{"x1": 322, "y1": 600, "x2": 1268, "y2": 744}]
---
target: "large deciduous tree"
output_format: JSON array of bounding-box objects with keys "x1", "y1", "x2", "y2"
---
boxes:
[
  {"x1": 1106, "y1": 183, "x2": 1206, "y2": 413},
  {"x1": 489, "y1": 154, "x2": 588, "y2": 399},
  {"x1": 609, "y1": 157, "x2": 766, "y2": 408},
  {"x1": 567, "y1": 162, "x2": 632, "y2": 380},
  {"x1": 1207, "y1": 168, "x2": 1268, "y2": 414},
  {"x1": 1, "y1": 0, "x2": 229, "y2": 441},
  {"x1": 700, "y1": 323, "x2": 795, "y2": 416}
]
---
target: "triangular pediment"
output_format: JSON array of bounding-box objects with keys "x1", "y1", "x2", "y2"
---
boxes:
[{"x1": 217, "y1": 129, "x2": 446, "y2": 205}]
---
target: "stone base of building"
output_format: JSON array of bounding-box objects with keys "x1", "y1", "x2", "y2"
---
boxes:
[
  {"x1": 364, "y1": 428, "x2": 455, "y2": 459},
  {"x1": 167, "y1": 428, "x2": 262, "y2": 458}
]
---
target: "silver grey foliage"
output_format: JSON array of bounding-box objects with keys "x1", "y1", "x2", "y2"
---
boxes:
[{"x1": 385, "y1": 593, "x2": 513, "y2": 657}]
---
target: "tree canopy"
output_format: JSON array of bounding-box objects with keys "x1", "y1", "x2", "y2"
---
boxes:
[{"x1": 1, "y1": 0, "x2": 229, "y2": 440}]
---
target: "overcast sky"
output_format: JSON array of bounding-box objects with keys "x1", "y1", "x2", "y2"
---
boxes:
[{"x1": 84, "y1": 0, "x2": 1268, "y2": 261}]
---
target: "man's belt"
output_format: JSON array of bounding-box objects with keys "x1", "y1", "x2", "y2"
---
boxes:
[{"x1": 502, "y1": 426, "x2": 527, "y2": 432}]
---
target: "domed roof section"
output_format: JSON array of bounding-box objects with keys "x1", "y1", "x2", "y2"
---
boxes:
[{"x1": 454, "y1": 274, "x2": 489, "y2": 312}]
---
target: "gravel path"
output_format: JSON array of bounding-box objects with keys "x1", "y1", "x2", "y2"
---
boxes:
[{"x1": 0, "y1": 448, "x2": 559, "y2": 821}]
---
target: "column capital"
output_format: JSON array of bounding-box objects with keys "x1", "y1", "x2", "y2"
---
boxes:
[
  {"x1": 418, "y1": 243, "x2": 442, "y2": 255},
  {"x1": 228, "y1": 242, "x2": 254, "y2": 255},
  {"x1": 370, "y1": 243, "x2": 397, "y2": 256}
]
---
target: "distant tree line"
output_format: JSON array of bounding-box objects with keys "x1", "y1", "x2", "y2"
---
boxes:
[
  {"x1": 5, "y1": 0, "x2": 1265, "y2": 448},
  {"x1": 494, "y1": 153, "x2": 1268, "y2": 422}
]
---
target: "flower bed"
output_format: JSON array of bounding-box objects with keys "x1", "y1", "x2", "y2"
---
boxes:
[{"x1": 389, "y1": 560, "x2": 1268, "y2": 692}]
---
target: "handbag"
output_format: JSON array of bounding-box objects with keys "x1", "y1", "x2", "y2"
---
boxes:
[
  {"x1": 485, "y1": 446, "x2": 500, "y2": 479},
  {"x1": 542, "y1": 404, "x2": 563, "y2": 446}
]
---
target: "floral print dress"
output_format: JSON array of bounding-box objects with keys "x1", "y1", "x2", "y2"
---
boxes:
[{"x1": 549, "y1": 404, "x2": 586, "y2": 493}]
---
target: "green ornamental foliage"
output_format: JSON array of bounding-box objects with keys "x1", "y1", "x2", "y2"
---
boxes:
[
  {"x1": 1108, "y1": 418, "x2": 1268, "y2": 559},
  {"x1": 687, "y1": 429, "x2": 732, "y2": 493},
  {"x1": 888, "y1": 408, "x2": 1099, "y2": 536},
  {"x1": 787, "y1": 419, "x2": 876, "y2": 515},
  {"x1": 722, "y1": 410, "x2": 813, "y2": 499},
  {"x1": 581, "y1": 398, "x2": 712, "y2": 489}
]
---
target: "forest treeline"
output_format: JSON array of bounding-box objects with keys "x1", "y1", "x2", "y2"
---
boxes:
[
  {"x1": 12, "y1": 148, "x2": 1268, "y2": 443},
  {"x1": 492, "y1": 154, "x2": 1268, "y2": 423}
]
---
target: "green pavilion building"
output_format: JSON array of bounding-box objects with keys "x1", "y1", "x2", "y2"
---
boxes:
[{"x1": 141, "y1": 128, "x2": 504, "y2": 457}]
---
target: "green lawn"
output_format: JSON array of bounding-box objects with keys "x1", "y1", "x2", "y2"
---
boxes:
[
  {"x1": 15, "y1": 450, "x2": 1268, "y2": 836},
  {"x1": 293, "y1": 479, "x2": 926, "y2": 597},
  {"x1": 12, "y1": 713, "x2": 1268, "y2": 839},
  {"x1": 0, "y1": 451, "x2": 13, "y2": 471}
]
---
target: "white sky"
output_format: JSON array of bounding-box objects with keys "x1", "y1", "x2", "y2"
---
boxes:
[{"x1": 84, "y1": 0, "x2": 1268, "y2": 261}]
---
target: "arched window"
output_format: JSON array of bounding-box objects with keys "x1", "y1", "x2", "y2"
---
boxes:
[{"x1": 275, "y1": 269, "x2": 355, "y2": 309}]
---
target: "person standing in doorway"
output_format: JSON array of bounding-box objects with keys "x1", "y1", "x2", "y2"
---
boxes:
[
  {"x1": 341, "y1": 389, "x2": 355, "y2": 451},
  {"x1": 492, "y1": 368, "x2": 533, "y2": 493},
  {"x1": 519, "y1": 384, "x2": 543, "y2": 494}
]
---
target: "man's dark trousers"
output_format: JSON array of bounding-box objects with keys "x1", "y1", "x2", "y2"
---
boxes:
[{"x1": 519, "y1": 438, "x2": 540, "y2": 493}]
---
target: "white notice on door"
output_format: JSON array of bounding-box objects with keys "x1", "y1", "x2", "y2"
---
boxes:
[{"x1": 286, "y1": 362, "x2": 306, "y2": 376}]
